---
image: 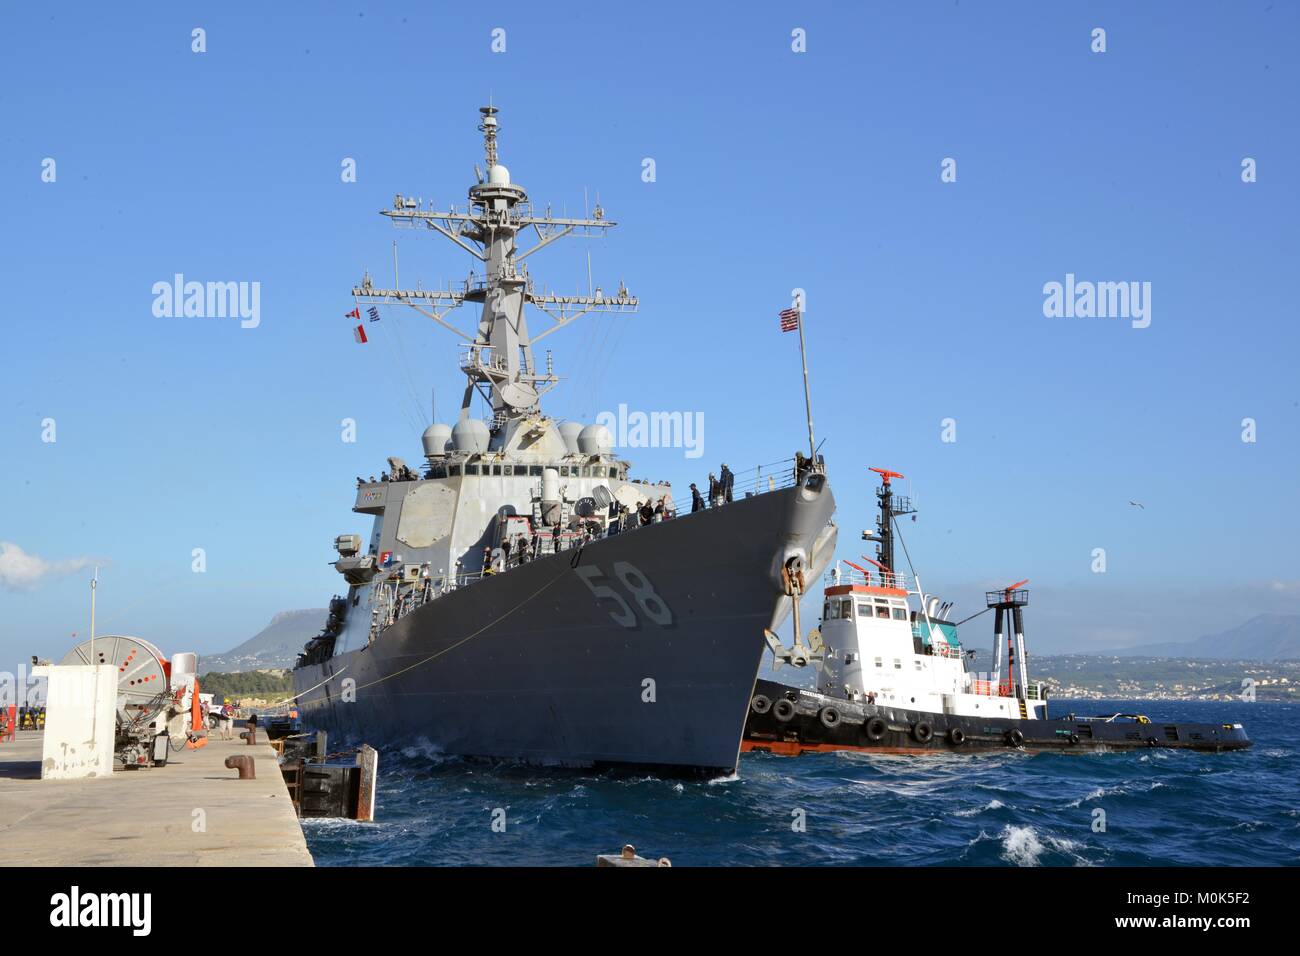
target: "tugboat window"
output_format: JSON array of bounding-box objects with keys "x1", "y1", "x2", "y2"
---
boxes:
[
  {"x1": 449, "y1": 465, "x2": 461, "y2": 476},
  {"x1": 465, "y1": 464, "x2": 479, "y2": 475},
  {"x1": 529, "y1": 466, "x2": 543, "y2": 476},
  {"x1": 492, "y1": 465, "x2": 502, "y2": 476}
]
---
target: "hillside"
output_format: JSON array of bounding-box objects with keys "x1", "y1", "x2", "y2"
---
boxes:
[
  {"x1": 1114, "y1": 613, "x2": 1300, "y2": 661},
  {"x1": 200, "y1": 609, "x2": 326, "y2": 672}
]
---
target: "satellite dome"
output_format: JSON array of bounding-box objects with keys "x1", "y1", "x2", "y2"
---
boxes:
[
  {"x1": 558, "y1": 421, "x2": 584, "y2": 455},
  {"x1": 422, "y1": 423, "x2": 453, "y2": 458},
  {"x1": 487, "y1": 164, "x2": 510, "y2": 185},
  {"x1": 451, "y1": 419, "x2": 491, "y2": 454},
  {"x1": 577, "y1": 423, "x2": 613, "y2": 455}
]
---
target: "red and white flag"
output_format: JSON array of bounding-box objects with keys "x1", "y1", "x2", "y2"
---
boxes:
[
  {"x1": 345, "y1": 307, "x2": 361, "y2": 320},
  {"x1": 779, "y1": 307, "x2": 800, "y2": 332},
  {"x1": 353, "y1": 324, "x2": 368, "y2": 344}
]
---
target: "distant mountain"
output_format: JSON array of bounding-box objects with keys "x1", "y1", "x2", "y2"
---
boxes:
[
  {"x1": 1115, "y1": 613, "x2": 1300, "y2": 661},
  {"x1": 200, "y1": 609, "x2": 326, "y2": 672}
]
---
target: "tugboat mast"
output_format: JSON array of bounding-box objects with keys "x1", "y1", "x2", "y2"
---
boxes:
[
  {"x1": 352, "y1": 105, "x2": 638, "y2": 430},
  {"x1": 868, "y1": 467, "x2": 915, "y2": 574}
]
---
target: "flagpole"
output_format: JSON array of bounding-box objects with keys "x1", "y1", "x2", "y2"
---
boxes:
[{"x1": 795, "y1": 309, "x2": 815, "y2": 461}]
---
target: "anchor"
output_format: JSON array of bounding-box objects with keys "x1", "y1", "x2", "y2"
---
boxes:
[{"x1": 765, "y1": 555, "x2": 825, "y2": 669}]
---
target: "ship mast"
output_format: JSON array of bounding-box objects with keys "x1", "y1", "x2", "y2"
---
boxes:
[{"x1": 351, "y1": 105, "x2": 637, "y2": 429}]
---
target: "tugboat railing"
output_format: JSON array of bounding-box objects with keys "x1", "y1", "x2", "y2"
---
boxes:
[{"x1": 825, "y1": 567, "x2": 911, "y2": 592}]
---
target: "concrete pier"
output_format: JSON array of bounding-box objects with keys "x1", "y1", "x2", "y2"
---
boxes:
[{"x1": 0, "y1": 726, "x2": 313, "y2": 866}]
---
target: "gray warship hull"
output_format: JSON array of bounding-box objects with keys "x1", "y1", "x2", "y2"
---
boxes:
[{"x1": 294, "y1": 479, "x2": 836, "y2": 775}]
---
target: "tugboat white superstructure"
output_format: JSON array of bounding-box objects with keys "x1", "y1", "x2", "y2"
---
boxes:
[
  {"x1": 292, "y1": 105, "x2": 838, "y2": 775},
  {"x1": 744, "y1": 468, "x2": 1251, "y2": 754}
]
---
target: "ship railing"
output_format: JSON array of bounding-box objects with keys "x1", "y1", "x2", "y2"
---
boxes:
[
  {"x1": 826, "y1": 567, "x2": 911, "y2": 592},
  {"x1": 459, "y1": 345, "x2": 510, "y2": 375},
  {"x1": 969, "y1": 678, "x2": 1016, "y2": 697},
  {"x1": 370, "y1": 454, "x2": 809, "y2": 638},
  {"x1": 721, "y1": 457, "x2": 802, "y2": 501}
]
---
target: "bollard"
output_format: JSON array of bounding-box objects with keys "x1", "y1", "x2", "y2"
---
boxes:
[
  {"x1": 240, "y1": 725, "x2": 258, "y2": 745},
  {"x1": 224, "y1": 755, "x2": 255, "y2": 779}
]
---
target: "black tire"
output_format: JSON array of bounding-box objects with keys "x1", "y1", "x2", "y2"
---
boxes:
[
  {"x1": 773, "y1": 699, "x2": 796, "y2": 722},
  {"x1": 865, "y1": 716, "x2": 887, "y2": 741},
  {"x1": 913, "y1": 721, "x2": 933, "y2": 744},
  {"x1": 819, "y1": 706, "x2": 841, "y2": 729},
  {"x1": 750, "y1": 694, "x2": 772, "y2": 715},
  {"x1": 1068, "y1": 733, "x2": 1080, "y2": 746},
  {"x1": 1006, "y1": 728, "x2": 1025, "y2": 748},
  {"x1": 948, "y1": 727, "x2": 965, "y2": 746}
]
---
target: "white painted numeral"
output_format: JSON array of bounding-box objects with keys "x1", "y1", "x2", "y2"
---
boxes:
[
  {"x1": 575, "y1": 566, "x2": 635, "y2": 627},
  {"x1": 576, "y1": 562, "x2": 672, "y2": 628},
  {"x1": 613, "y1": 562, "x2": 672, "y2": 625}
]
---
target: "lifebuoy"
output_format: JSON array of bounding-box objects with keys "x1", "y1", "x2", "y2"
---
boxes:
[
  {"x1": 948, "y1": 727, "x2": 965, "y2": 746},
  {"x1": 1006, "y1": 728, "x2": 1025, "y2": 747},
  {"x1": 913, "y1": 721, "x2": 933, "y2": 744},
  {"x1": 750, "y1": 695, "x2": 772, "y2": 715},
  {"x1": 773, "y1": 699, "x2": 796, "y2": 722},
  {"x1": 865, "y1": 716, "x2": 887, "y2": 741},
  {"x1": 819, "y1": 706, "x2": 841, "y2": 729}
]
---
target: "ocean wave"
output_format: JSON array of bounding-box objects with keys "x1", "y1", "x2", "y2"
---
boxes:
[{"x1": 954, "y1": 799, "x2": 1005, "y2": 818}]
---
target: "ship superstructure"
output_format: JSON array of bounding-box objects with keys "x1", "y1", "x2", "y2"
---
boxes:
[{"x1": 292, "y1": 106, "x2": 839, "y2": 775}]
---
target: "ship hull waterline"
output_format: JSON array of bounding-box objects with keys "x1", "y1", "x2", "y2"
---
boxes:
[
  {"x1": 294, "y1": 480, "x2": 836, "y2": 776},
  {"x1": 742, "y1": 679, "x2": 1252, "y2": 756}
]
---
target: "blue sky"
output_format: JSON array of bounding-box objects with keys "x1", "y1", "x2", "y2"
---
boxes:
[{"x1": 1, "y1": 1, "x2": 1297, "y2": 669}]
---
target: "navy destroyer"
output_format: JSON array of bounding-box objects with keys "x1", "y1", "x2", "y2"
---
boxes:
[
  {"x1": 292, "y1": 105, "x2": 838, "y2": 775},
  {"x1": 744, "y1": 469, "x2": 1251, "y2": 755}
]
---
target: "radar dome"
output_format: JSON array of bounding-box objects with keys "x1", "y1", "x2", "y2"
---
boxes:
[
  {"x1": 558, "y1": 422, "x2": 584, "y2": 455},
  {"x1": 577, "y1": 423, "x2": 613, "y2": 456},
  {"x1": 422, "y1": 423, "x2": 452, "y2": 458},
  {"x1": 451, "y1": 419, "x2": 491, "y2": 454},
  {"x1": 487, "y1": 164, "x2": 510, "y2": 185}
]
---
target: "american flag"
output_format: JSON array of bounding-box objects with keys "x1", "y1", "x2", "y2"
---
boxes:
[
  {"x1": 779, "y1": 307, "x2": 800, "y2": 332},
  {"x1": 367, "y1": 306, "x2": 380, "y2": 322}
]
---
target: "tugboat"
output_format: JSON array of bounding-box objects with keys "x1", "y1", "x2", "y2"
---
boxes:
[{"x1": 743, "y1": 468, "x2": 1252, "y2": 755}]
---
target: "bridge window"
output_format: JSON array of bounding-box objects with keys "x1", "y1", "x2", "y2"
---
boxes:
[
  {"x1": 876, "y1": 605, "x2": 890, "y2": 619},
  {"x1": 529, "y1": 466, "x2": 543, "y2": 476},
  {"x1": 449, "y1": 465, "x2": 461, "y2": 476},
  {"x1": 465, "y1": 464, "x2": 479, "y2": 475},
  {"x1": 892, "y1": 607, "x2": 907, "y2": 621},
  {"x1": 492, "y1": 465, "x2": 502, "y2": 476}
]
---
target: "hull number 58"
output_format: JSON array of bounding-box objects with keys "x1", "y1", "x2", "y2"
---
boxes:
[{"x1": 575, "y1": 562, "x2": 673, "y2": 628}]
